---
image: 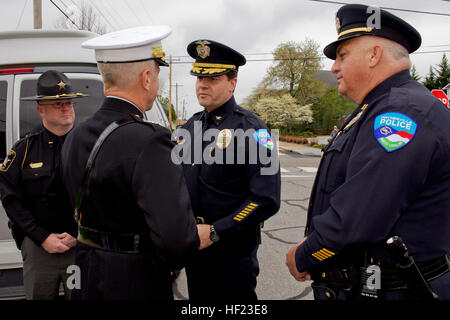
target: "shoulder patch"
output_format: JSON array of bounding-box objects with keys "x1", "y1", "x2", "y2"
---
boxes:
[
  {"x1": 253, "y1": 129, "x2": 273, "y2": 150},
  {"x1": 373, "y1": 112, "x2": 417, "y2": 152},
  {"x1": 0, "y1": 150, "x2": 16, "y2": 172}
]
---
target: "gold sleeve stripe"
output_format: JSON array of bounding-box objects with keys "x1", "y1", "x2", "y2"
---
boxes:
[
  {"x1": 312, "y1": 248, "x2": 335, "y2": 261},
  {"x1": 233, "y1": 202, "x2": 260, "y2": 222}
]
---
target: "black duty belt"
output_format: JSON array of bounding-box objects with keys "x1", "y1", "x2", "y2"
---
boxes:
[
  {"x1": 315, "y1": 252, "x2": 450, "y2": 291},
  {"x1": 380, "y1": 253, "x2": 450, "y2": 290},
  {"x1": 78, "y1": 225, "x2": 151, "y2": 254}
]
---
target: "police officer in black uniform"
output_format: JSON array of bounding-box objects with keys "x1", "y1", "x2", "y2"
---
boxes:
[
  {"x1": 286, "y1": 4, "x2": 450, "y2": 300},
  {"x1": 178, "y1": 40, "x2": 281, "y2": 300},
  {"x1": 61, "y1": 26, "x2": 199, "y2": 300},
  {"x1": 0, "y1": 70, "x2": 85, "y2": 299}
]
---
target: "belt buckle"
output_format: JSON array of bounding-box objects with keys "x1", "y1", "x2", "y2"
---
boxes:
[{"x1": 196, "y1": 216, "x2": 205, "y2": 224}]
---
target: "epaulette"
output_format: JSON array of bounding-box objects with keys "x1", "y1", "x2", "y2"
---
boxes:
[
  {"x1": 233, "y1": 105, "x2": 261, "y2": 127},
  {"x1": 183, "y1": 110, "x2": 205, "y2": 128},
  {"x1": 11, "y1": 129, "x2": 42, "y2": 150}
]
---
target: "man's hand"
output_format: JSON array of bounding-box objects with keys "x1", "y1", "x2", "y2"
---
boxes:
[
  {"x1": 41, "y1": 233, "x2": 71, "y2": 253},
  {"x1": 60, "y1": 232, "x2": 77, "y2": 248},
  {"x1": 286, "y1": 237, "x2": 311, "y2": 282},
  {"x1": 197, "y1": 224, "x2": 213, "y2": 250}
]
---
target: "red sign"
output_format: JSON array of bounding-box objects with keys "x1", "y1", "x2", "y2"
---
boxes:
[{"x1": 432, "y1": 89, "x2": 449, "y2": 108}]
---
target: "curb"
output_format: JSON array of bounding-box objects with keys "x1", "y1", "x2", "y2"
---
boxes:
[{"x1": 278, "y1": 145, "x2": 321, "y2": 157}]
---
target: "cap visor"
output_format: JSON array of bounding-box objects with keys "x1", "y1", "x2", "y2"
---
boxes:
[{"x1": 21, "y1": 93, "x2": 89, "y2": 101}]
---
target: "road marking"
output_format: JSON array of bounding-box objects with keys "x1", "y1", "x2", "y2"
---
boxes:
[{"x1": 280, "y1": 168, "x2": 289, "y2": 173}]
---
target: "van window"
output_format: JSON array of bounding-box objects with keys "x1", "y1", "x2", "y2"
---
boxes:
[
  {"x1": 0, "y1": 81, "x2": 6, "y2": 158},
  {"x1": 19, "y1": 78, "x2": 105, "y2": 138}
]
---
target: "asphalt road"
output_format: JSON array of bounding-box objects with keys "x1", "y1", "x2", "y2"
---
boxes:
[{"x1": 173, "y1": 150, "x2": 321, "y2": 300}]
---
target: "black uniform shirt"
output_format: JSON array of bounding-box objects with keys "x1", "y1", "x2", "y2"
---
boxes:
[
  {"x1": 179, "y1": 96, "x2": 281, "y2": 240},
  {"x1": 61, "y1": 97, "x2": 199, "y2": 268},
  {"x1": 296, "y1": 70, "x2": 450, "y2": 272},
  {"x1": 0, "y1": 128, "x2": 76, "y2": 245}
]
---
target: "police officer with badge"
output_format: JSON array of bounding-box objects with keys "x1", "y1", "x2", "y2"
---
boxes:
[
  {"x1": 178, "y1": 40, "x2": 281, "y2": 300},
  {"x1": 61, "y1": 26, "x2": 199, "y2": 300},
  {"x1": 286, "y1": 4, "x2": 450, "y2": 300},
  {"x1": 0, "y1": 70, "x2": 85, "y2": 299}
]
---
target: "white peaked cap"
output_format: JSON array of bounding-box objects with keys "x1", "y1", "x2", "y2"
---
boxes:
[{"x1": 82, "y1": 25, "x2": 172, "y2": 65}]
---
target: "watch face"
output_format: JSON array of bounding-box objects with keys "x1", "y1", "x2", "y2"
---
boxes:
[{"x1": 210, "y1": 226, "x2": 220, "y2": 242}]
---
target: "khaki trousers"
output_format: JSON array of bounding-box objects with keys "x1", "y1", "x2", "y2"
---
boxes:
[{"x1": 21, "y1": 236, "x2": 76, "y2": 300}]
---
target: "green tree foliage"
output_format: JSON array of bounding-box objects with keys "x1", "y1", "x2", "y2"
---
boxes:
[
  {"x1": 423, "y1": 54, "x2": 450, "y2": 90},
  {"x1": 312, "y1": 87, "x2": 357, "y2": 134},
  {"x1": 410, "y1": 65, "x2": 421, "y2": 81},
  {"x1": 265, "y1": 39, "x2": 326, "y2": 105},
  {"x1": 157, "y1": 95, "x2": 177, "y2": 121},
  {"x1": 435, "y1": 53, "x2": 450, "y2": 89}
]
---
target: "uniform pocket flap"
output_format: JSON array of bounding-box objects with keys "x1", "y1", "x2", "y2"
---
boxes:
[{"x1": 22, "y1": 166, "x2": 51, "y2": 180}]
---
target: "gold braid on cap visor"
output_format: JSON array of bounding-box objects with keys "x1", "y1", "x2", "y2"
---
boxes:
[
  {"x1": 337, "y1": 27, "x2": 373, "y2": 39},
  {"x1": 192, "y1": 62, "x2": 236, "y2": 75}
]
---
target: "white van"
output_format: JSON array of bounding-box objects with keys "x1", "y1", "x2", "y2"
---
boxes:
[{"x1": 0, "y1": 29, "x2": 169, "y2": 299}]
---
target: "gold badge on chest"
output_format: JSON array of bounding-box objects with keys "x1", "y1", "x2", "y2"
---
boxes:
[{"x1": 216, "y1": 129, "x2": 232, "y2": 149}]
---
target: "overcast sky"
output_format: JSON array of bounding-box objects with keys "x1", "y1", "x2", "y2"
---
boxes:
[{"x1": 1, "y1": 0, "x2": 449, "y2": 117}]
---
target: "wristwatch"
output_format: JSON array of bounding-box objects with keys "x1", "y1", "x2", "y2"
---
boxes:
[{"x1": 209, "y1": 225, "x2": 220, "y2": 242}]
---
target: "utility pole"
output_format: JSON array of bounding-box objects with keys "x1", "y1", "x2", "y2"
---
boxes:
[
  {"x1": 168, "y1": 55, "x2": 172, "y2": 130},
  {"x1": 174, "y1": 83, "x2": 184, "y2": 126},
  {"x1": 33, "y1": 0, "x2": 42, "y2": 29}
]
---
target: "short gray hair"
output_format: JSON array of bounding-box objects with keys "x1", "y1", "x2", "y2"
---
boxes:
[{"x1": 97, "y1": 59, "x2": 158, "y2": 89}]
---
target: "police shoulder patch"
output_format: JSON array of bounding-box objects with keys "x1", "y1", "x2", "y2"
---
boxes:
[
  {"x1": 373, "y1": 112, "x2": 417, "y2": 152},
  {"x1": 0, "y1": 150, "x2": 16, "y2": 172},
  {"x1": 253, "y1": 129, "x2": 273, "y2": 150}
]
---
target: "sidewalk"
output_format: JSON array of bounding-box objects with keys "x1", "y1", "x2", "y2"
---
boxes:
[
  {"x1": 278, "y1": 141, "x2": 322, "y2": 157},
  {"x1": 277, "y1": 137, "x2": 328, "y2": 157}
]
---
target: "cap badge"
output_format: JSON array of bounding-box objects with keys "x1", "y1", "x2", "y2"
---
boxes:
[
  {"x1": 216, "y1": 129, "x2": 232, "y2": 149},
  {"x1": 57, "y1": 80, "x2": 66, "y2": 91},
  {"x1": 151, "y1": 45, "x2": 166, "y2": 59},
  {"x1": 196, "y1": 40, "x2": 211, "y2": 59},
  {"x1": 335, "y1": 16, "x2": 341, "y2": 34}
]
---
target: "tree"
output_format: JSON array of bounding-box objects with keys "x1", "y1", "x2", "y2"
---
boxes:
[
  {"x1": 423, "y1": 54, "x2": 450, "y2": 90},
  {"x1": 435, "y1": 53, "x2": 450, "y2": 89},
  {"x1": 157, "y1": 96, "x2": 177, "y2": 122},
  {"x1": 410, "y1": 65, "x2": 421, "y2": 81},
  {"x1": 312, "y1": 87, "x2": 357, "y2": 134},
  {"x1": 253, "y1": 94, "x2": 313, "y2": 133},
  {"x1": 54, "y1": 1, "x2": 107, "y2": 34},
  {"x1": 264, "y1": 39, "x2": 326, "y2": 106},
  {"x1": 423, "y1": 66, "x2": 437, "y2": 90}
]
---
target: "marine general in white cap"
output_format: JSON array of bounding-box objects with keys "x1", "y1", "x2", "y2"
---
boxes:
[{"x1": 82, "y1": 25, "x2": 171, "y2": 66}]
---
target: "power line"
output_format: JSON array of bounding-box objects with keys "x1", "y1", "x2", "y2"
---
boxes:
[
  {"x1": 87, "y1": 0, "x2": 117, "y2": 31},
  {"x1": 101, "y1": 0, "x2": 129, "y2": 29},
  {"x1": 49, "y1": 0, "x2": 81, "y2": 29},
  {"x1": 309, "y1": 0, "x2": 450, "y2": 17},
  {"x1": 16, "y1": 0, "x2": 29, "y2": 29},
  {"x1": 124, "y1": 1, "x2": 145, "y2": 25}
]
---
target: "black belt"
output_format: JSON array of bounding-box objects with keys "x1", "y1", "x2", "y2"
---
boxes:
[
  {"x1": 381, "y1": 253, "x2": 450, "y2": 290},
  {"x1": 314, "y1": 253, "x2": 450, "y2": 291},
  {"x1": 78, "y1": 225, "x2": 151, "y2": 254}
]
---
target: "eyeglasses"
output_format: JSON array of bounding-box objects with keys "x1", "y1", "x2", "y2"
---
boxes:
[{"x1": 39, "y1": 101, "x2": 76, "y2": 108}]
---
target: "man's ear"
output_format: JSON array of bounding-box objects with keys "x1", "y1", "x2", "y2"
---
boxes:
[
  {"x1": 141, "y1": 68, "x2": 152, "y2": 91},
  {"x1": 229, "y1": 77, "x2": 238, "y2": 93},
  {"x1": 369, "y1": 45, "x2": 383, "y2": 68}
]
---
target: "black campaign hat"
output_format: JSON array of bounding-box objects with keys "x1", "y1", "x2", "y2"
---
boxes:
[
  {"x1": 187, "y1": 39, "x2": 246, "y2": 77},
  {"x1": 324, "y1": 4, "x2": 422, "y2": 60},
  {"x1": 22, "y1": 70, "x2": 88, "y2": 101}
]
